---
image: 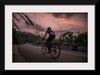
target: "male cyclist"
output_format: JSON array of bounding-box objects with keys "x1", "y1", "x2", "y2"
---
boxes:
[{"x1": 42, "y1": 27, "x2": 55, "y2": 53}]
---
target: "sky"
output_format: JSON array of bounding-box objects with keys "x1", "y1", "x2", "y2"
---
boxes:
[{"x1": 13, "y1": 13, "x2": 88, "y2": 39}]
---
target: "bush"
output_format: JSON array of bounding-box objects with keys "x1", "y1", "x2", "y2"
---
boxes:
[{"x1": 58, "y1": 31, "x2": 87, "y2": 51}]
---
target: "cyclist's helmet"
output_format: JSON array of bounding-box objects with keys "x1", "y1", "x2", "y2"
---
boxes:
[{"x1": 47, "y1": 27, "x2": 51, "y2": 30}]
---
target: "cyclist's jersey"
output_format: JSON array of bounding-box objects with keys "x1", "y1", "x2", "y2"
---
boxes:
[{"x1": 47, "y1": 29, "x2": 55, "y2": 36}]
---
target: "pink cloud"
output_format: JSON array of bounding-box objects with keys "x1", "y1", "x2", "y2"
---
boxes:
[{"x1": 13, "y1": 13, "x2": 87, "y2": 39}]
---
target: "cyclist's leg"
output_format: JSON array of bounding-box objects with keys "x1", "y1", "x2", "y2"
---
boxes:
[
  {"x1": 50, "y1": 35, "x2": 55, "y2": 48},
  {"x1": 47, "y1": 36, "x2": 52, "y2": 53},
  {"x1": 47, "y1": 35, "x2": 55, "y2": 51},
  {"x1": 48, "y1": 41, "x2": 52, "y2": 50},
  {"x1": 47, "y1": 37, "x2": 50, "y2": 49}
]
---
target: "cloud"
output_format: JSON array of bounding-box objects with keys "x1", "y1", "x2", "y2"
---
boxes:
[
  {"x1": 13, "y1": 13, "x2": 88, "y2": 39},
  {"x1": 33, "y1": 23, "x2": 45, "y2": 32},
  {"x1": 52, "y1": 13, "x2": 87, "y2": 20},
  {"x1": 52, "y1": 13, "x2": 74, "y2": 19}
]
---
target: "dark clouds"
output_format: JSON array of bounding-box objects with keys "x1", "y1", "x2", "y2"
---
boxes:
[
  {"x1": 52, "y1": 13, "x2": 87, "y2": 20},
  {"x1": 33, "y1": 23, "x2": 45, "y2": 32},
  {"x1": 52, "y1": 13, "x2": 74, "y2": 19},
  {"x1": 13, "y1": 13, "x2": 88, "y2": 39}
]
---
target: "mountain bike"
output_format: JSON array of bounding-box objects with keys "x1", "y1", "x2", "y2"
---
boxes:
[{"x1": 41, "y1": 39, "x2": 61, "y2": 59}]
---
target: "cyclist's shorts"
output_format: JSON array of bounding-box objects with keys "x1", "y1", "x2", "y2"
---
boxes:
[{"x1": 47, "y1": 35, "x2": 55, "y2": 42}]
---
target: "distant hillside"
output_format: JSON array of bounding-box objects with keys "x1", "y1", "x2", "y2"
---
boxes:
[{"x1": 13, "y1": 28, "x2": 42, "y2": 44}]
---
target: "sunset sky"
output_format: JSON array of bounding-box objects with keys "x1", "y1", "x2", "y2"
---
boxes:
[{"x1": 13, "y1": 13, "x2": 88, "y2": 39}]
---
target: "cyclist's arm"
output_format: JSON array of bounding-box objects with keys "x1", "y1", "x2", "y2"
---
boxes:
[{"x1": 43, "y1": 31, "x2": 47, "y2": 39}]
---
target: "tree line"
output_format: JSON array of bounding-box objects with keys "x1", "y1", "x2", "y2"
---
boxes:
[
  {"x1": 52, "y1": 31, "x2": 87, "y2": 51},
  {"x1": 13, "y1": 28, "x2": 87, "y2": 51},
  {"x1": 13, "y1": 28, "x2": 41, "y2": 45}
]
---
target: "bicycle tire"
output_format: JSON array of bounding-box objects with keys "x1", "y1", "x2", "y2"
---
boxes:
[
  {"x1": 51, "y1": 45, "x2": 61, "y2": 59},
  {"x1": 41, "y1": 45, "x2": 47, "y2": 55}
]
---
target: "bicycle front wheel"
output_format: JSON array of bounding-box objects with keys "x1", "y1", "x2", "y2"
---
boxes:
[
  {"x1": 41, "y1": 45, "x2": 47, "y2": 55},
  {"x1": 51, "y1": 45, "x2": 61, "y2": 59}
]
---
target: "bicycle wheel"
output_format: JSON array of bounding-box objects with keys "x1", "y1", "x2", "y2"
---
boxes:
[
  {"x1": 51, "y1": 45, "x2": 61, "y2": 59},
  {"x1": 41, "y1": 44, "x2": 47, "y2": 55}
]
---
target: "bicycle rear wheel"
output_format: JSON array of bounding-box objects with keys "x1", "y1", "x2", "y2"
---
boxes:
[
  {"x1": 51, "y1": 45, "x2": 61, "y2": 59},
  {"x1": 41, "y1": 45, "x2": 47, "y2": 55}
]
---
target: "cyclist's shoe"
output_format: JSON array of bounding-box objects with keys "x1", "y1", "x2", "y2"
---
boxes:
[{"x1": 47, "y1": 50, "x2": 51, "y2": 53}]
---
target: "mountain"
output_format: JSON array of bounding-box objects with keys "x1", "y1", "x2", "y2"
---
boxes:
[{"x1": 13, "y1": 28, "x2": 42, "y2": 44}]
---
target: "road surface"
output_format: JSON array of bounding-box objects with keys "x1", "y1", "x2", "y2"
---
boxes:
[{"x1": 13, "y1": 45, "x2": 87, "y2": 62}]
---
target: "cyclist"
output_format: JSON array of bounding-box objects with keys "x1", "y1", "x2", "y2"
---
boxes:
[{"x1": 42, "y1": 27, "x2": 55, "y2": 53}]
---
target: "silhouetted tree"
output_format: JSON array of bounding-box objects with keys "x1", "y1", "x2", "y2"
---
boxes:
[{"x1": 59, "y1": 31, "x2": 87, "y2": 51}]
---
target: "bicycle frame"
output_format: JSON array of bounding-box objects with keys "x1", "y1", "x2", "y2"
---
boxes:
[{"x1": 41, "y1": 39, "x2": 61, "y2": 59}]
